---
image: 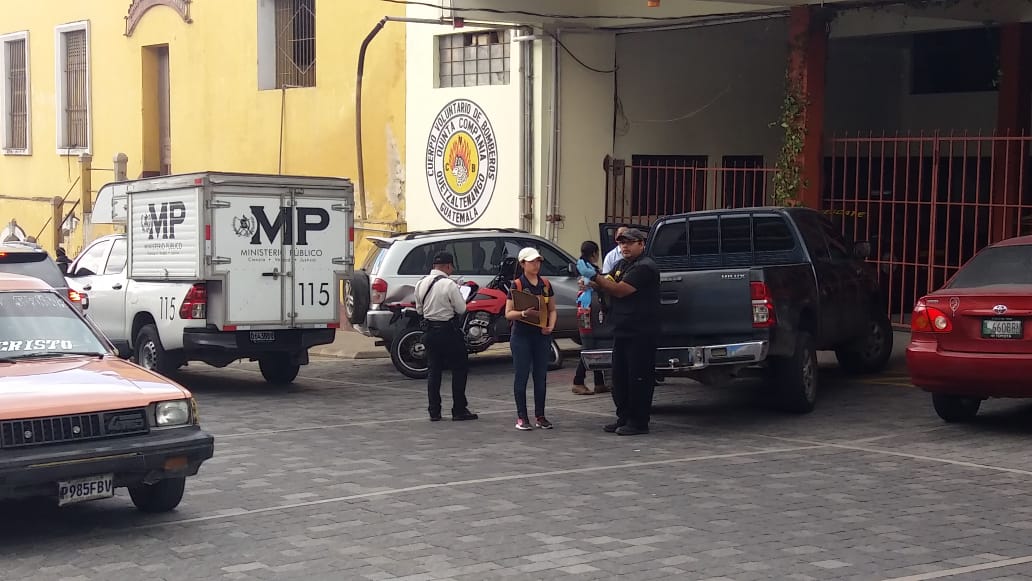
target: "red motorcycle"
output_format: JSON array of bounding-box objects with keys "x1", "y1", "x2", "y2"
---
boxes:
[{"x1": 386, "y1": 257, "x2": 563, "y2": 379}]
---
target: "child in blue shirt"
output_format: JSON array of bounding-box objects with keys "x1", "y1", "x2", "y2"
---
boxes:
[{"x1": 573, "y1": 241, "x2": 607, "y2": 395}]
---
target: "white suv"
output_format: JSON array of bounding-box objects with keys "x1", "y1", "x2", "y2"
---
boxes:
[{"x1": 344, "y1": 228, "x2": 582, "y2": 349}]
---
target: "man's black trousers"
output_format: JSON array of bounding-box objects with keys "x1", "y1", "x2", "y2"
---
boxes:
[
  {"x1": 425, "y1": 322, "x2": 469, "y2": 415},
  {"x1": 611, "y1": 334, "x2": 657, "y2": 428}
]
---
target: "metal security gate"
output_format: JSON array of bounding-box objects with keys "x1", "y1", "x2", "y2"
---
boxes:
[
  {"x1": 824, "y1": 133, "x2": 1032, "y2": 325},
  {"x1": 603, "y1": 155, "x2": 780, "y2": 226}
]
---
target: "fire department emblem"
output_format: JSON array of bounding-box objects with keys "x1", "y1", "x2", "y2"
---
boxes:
[
  {"x1": 425, "y1": 98, "x2": 498, "y2": 227},
  {"x1": 232, "y1": 214, "x2": 256, "y2": 238}
]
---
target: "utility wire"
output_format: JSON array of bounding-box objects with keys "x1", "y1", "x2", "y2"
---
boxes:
[
  {"x1": 381, "y1": 0, "x2": 934, "y2": 27},
  {"x1": 379, "y1": 0, "x2": 729, "y2": 21},
  {"x1": 544, "y1": 31, "x2": 617, "y2": 74}
]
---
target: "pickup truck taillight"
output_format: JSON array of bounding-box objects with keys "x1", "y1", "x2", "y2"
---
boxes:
[
  {"x1": 179, "y1": 283, "x2": 207, "y2": 319},
  {"x1": 911, "y1": 299, "x2": 952, "y2": 333},
  {"x1": 371, "y1": 278, "x2": 388, "y2": 305},
  {"x1": 750, "y1": 282, "x2": 776, "y2": 328}
]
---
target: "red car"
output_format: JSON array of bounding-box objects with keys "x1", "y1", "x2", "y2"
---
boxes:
[{"x1": 907, "y1": 236, "x2": 1032, "y2": 422}]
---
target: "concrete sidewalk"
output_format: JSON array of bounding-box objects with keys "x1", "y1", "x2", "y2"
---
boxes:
[
  {"x1": 312, "y1": 324, "x2": 912, "y2": 373},
  {"x1": 309, "y1": 323, "x2": 389, "y2": 360}
]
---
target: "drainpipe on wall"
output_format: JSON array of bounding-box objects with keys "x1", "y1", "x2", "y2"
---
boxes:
[
  {"x1": 355, "y1": 15, "x2": 497, "y2": 227},
  {"x1": 544, "y1": 32, "x2": 561, "y2": 241},
  {"x1": 515, "y1": 27, "x2": 536, "y2": 232}
]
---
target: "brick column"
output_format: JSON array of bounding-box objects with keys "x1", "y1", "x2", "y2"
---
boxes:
[
  {"x1": 991, "y1": 23, "x2": 1032, "y2": 241},
  {"x1": 786, "y1": 6, "x2": 828, "y2": 209}
]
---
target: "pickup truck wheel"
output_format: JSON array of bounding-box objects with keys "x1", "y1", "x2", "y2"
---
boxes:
[
  {"x1": 129, "y1": 477, "x2": 186, "y2": 513},
  {"x1": 547, "y1": 339, "x2": 563, "y2": 371},
  {"x1": 259, "y1": 354, "x2": 301, "y2": 385},
  {"x1": 135, "y1": 324, "x2": 177, "y2": 377},
  {"x1": 770, "y1": 331, "x2": 818, "y2": 414},
  {"x1": 932, "y1": 394, "x2": 982, "y2": 422},
  {"x1": 391, "y1": 328, "x2": 430, "y2": 380},
  {"x1": 835, "y1": 313, "x2": 894, "y2": 374},
  {"x1": 343, "y1": 273, "x2": 371, "y2": 326}
]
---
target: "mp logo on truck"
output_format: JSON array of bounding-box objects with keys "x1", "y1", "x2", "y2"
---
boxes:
[
  {"x1": 232, "y1": 206, "x2": 329, "y2": 246},
  {"x1": 141, "y1": 202, "x2": 187, "y2": 240}
]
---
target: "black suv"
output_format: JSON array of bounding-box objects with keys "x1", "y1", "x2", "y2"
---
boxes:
[{"x1": 0, "y1": 242, "x2": 84, "y2": 312}]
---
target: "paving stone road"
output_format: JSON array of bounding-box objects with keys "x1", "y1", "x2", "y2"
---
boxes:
[{"x1": 3, "y1": 351, "x2": 1032, "y2": 581}]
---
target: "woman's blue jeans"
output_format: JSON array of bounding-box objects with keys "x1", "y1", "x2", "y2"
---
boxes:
[{"x1": 511, "y1": 330, "x2": 550, "y2": 419}]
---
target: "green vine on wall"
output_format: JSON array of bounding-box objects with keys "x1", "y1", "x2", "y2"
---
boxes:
[
  {"x1": 771, "y1": 71, "x2": 807, "y2": 207},
  {"x1": 770, "y1": 12, "x2": 829, "y2": 208}
]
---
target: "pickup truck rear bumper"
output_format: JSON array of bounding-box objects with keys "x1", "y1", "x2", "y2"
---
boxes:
[
  {"x1": 580, "y1": 341, "x2": 769, "y2": 372},
  {"x1": 183, "y1": 328, "x2": 336, "y2": 354}
]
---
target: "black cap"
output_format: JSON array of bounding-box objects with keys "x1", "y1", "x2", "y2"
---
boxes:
[
  {"x1": 432, "y1": 251, "x2": 454, "y2": 265},
  {"x1": 616, "y1": 228, "x2": 646, "y2": 242}
]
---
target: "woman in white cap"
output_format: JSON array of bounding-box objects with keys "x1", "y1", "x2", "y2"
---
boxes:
[{"x1": 504, "y1": 247, "x2": 558, "y2": 430}]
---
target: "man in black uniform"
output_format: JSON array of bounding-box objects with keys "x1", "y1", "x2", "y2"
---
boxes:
[
  {"x1": 585, "y1": 228, "x2": 660, "y2": 436},
  {"x1": 414, "y1": 252, "x2": 479, "y2": 422}
]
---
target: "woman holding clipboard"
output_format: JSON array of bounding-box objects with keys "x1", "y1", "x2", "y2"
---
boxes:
[{"x1": 505, "y1": 247, "x2": 558, "y2": 431}]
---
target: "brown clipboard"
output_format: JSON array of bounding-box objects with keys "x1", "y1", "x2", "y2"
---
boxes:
[{"x1": 511, "y1": 289, "x2": 547, "y2": 327}]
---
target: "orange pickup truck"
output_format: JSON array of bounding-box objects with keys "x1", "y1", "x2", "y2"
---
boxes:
[{"x1": 0, "y1": 272, "x2": 214, "y2": 512}]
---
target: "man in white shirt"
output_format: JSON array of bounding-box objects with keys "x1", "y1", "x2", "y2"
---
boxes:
[
  {"x1": 602, "y1": 225, "x2": 630, "y2": 274},
  {"x1": 414, "y1": 252, "x2": 478, "y2": 422}
]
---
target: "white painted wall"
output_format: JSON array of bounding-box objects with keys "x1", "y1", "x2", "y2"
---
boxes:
[
  {"x1": 612, "y1": 18, "x2": 790, "y2": 177},
  {"x1": 553, "y1": 31, "x2": 616, "y2": 253},
  {"x1": 404, "y1": 4, "x2": 526, "y2": 232},
  {"x1": 402, "y1": 6, "x2": 616, "y2": 257}
]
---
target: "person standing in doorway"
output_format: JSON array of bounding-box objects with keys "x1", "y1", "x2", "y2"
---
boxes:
[
  {"x1": 582, "y1": 228, "x2": 660, "y2": 436},
  {"x1": 505, "y1": 248, "x2": 558, "y2": 431},
  {"x1": 414, "y1": 252, "x2": 479, "y2": 422},
  {"x1": 572, "y1": 240, "x2": 607, "y2": 395},
  {"x1": 55, "y1": 247, "x2": 71, "y2": 274},
  {"x1": 601, "y1": 225, "x2": 630, "y2": 275}
]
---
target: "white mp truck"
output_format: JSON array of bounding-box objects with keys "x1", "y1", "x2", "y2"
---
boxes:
[{"x1": 67, "y1": 172, "x2": 354, "y2": 384}]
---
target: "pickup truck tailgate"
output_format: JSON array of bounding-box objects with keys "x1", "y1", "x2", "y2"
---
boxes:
[
  {"x1": 583, "y1": 267, "x2": 768, "y2": 371},
  {"x1": 658, "y1": 269, "x2": 756, "y2": 345}
]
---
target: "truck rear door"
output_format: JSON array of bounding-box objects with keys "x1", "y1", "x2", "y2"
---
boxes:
[
  {"x1": 288, "y1": 190, "x2": 353, "y2": 327},
  {"x1": 210, "y1": 181, "x2": 352, "y2": 328},
  {"x1": 210, "y1": 188, "x2": 291, "y2": 327}
]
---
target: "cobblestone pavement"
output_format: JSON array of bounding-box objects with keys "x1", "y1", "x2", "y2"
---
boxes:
[{"x1": 3, "y1": 352, "x2": 1032, "y2": 581}]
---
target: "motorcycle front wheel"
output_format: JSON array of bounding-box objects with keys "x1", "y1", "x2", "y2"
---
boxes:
[{"x1": 390, "y1": 328, "x2": 430, "y2": 380}]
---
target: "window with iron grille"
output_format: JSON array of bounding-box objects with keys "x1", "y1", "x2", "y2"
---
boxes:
[
  {"x1": 55, "y1": 22, "x2": 90, "y2": 153},
  {"x1": 276, "y1": 0, "x2": 315, "y2": 88},
  {"x1": 438, "y1": 30, "x2": 510, "y2": 88},
  {"x1": 630, "y1": 155, "x2": 708, "y2": 216},
  {"x1": 1, "y1": 32, "x2": 30, "y2": 154},
  {"x1": 258, "y1": 0, "x2": 316, "y2": 89}
]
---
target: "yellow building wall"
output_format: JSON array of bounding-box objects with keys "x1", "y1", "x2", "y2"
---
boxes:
[{"x1": 0, "y1": 0, "x2": 406, "y2": 262}]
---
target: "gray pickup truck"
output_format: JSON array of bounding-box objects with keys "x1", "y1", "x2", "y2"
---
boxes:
[{"x1": 582, "y1": 207, "x2": 893, "y2": 413}]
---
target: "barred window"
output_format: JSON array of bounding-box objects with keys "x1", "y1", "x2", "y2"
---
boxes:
[
  {"x1": 56, "y1": 23, "x2": 90, "y2": 152},
  {"x1": 275, "y1": 0, "x2": 315, "y2": 88},
  {"x1": 1, "y1": 33, "x2": 29, "y2": 153},
  {"x1": 438, "y1": 30, "x2": 510, "y2": 88}
]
